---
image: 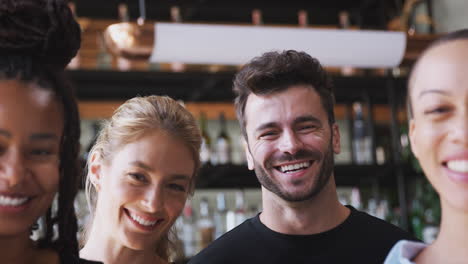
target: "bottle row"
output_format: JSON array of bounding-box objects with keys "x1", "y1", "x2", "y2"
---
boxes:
[{"x1": 80, "y1": 103, "x2": 414, "y2": 169}]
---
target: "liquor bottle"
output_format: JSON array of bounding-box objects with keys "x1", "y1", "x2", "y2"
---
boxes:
[
  {"x1": 234, "y1": 191, "x2": 247, "y2": 226},
  {"x1": 180, "y1": 202, "x2": 197, "y2": 257},
  {"x1": 169, "y1": 6, "x2": 186, "y2": 72},
  {"x1": 199, "y1": 112, "x2": 212, "y2": 165},
  {"x1": 297, "y1": 9, "x2": 309, "y2": 27},
  {"x1": 338, "y1": 11, "x2": 351, "y2": 29},
  {"x1": 350, "y1": 187, "x2": 362, "y2": 210},
  {"x1": 213, "y1": 192, "x2": 228, "y2": 239},
  {"x1": 96, "y1": 33, "x2": 113, "y2": 70},
  {"x1": 338, "y1": 11, "x2": 356, "y2": 76},
  {"x1": 197, "y1": 197, "x2": 214, "y2": 250},
  {"x1": 116, "y1": 3, "x2": 132, "y2": 71},
  {"x1": 251, "y1": 9, "x2": 263, "y2": 26},
  {"x1": 214, "y1": 112, "x2": 232, "y2": 165},
  {"x1": 226, "y1": 191, "x2": 247, "y2": 231},
  {"x1": 118, "y1": 3, "x2": 130, "y2": 22},
  {"x1": 352, "y1": 102, "x2": 373, "y2": 164}
]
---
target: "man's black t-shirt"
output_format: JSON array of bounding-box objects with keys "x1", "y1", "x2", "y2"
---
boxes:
[{"x1": 189, "y1": 206, "x2": 416, "y2": 264}]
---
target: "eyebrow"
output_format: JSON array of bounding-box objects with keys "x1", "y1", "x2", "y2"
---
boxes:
[
  {"x1": 29, "y1": 133, "x2": 59, "y2": 141},
  {"x1": 169, "y1": 174, "x2": 191, "y2": 181},
  {"x1": 0, "y1": 130, "x2": 58, "y2": 141},
  {"x1": 130, "y1": 161, "x2": 191, "y2": 180},
  {"x1": 130, "y1": 161, "x2": 154, "y2": 171},
  {"x1": 293, "y1": 115, "x2": 322, "y2": 126},
  {"x1": 418, "y1": 89, "x2": 450, "y2": 98},
  {"x1": 0, "y1": 129, "x2": 11, "y2": 138},
  {"x1": 255, "y1": 115, "x2": 322, "y2": 133},
  {"x1": 255, "y1": 122, "x2": 279, "y2": 133}
]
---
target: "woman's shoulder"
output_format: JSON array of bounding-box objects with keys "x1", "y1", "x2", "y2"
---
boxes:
[{"x1": 384, "y1": 240, "x2": 427, "y2": 264}]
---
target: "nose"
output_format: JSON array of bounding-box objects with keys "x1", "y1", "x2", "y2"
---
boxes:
[
  {"x1": 0, "y1": 150, "x2": 27, "y2": 188},
  {"x1": 140, "y1": 186, "x2": 164, "y2": 213},
  {"x1": 449, "y1": 112, "x2": 468, "y2": 147},
  {"x1": 277, "y1": 129, "x2": 303, "y2": 155}
]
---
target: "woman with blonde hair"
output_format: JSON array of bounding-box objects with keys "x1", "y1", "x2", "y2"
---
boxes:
[
  {"x1": 80, "y1": 95, "x2": 201, "y2": 264},
  {"x1": 384, "y1": 29, "x2": 468, "y2": 263}
]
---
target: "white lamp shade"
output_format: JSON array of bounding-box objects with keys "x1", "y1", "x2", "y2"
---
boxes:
[{"x1": 150, "y1": 23, "x2": 407, "y2": 68}]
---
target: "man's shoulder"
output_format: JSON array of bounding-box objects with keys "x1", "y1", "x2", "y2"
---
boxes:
[
  {"x1": 188, "y1": 217, "x2": 261, "y2": 264},
  {"x1": 346, "y1": 206, "x2": 417, "y2": 241}
]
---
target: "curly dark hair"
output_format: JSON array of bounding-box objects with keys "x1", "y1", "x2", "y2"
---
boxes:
[
  {"x1": 233, "y1": 50, "x2": 335, "y2": 139},
  {"x1": 0, "y1": 0, "x2": 81, "y2": 257}
]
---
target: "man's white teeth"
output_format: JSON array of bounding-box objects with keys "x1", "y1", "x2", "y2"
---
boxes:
[
  {"x1": 447, "y1": 160, "x2": 468, "y2": 173},
  {"x1": 129, "y1": 212, "x2": 158, "y2": 226},
  {"x1": 0, "y1": 195, "x2": 29, "y2": 206},
  {"x1": 280, "y1": 161, "x2": 310, "y2": 173}
]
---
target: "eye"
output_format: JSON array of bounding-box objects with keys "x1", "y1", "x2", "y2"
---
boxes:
[
  {"x1": 298, "y1": 124, "x2": 317, "y2": 131},
  {"x1": 31, "y1": 149, "x2": 52, "y2": 156},
  {"x1": 168, "y1": 183, "x2": 186, "y2": 192},
  {"x1": 424, "y1": 106, "x2": 451, "y2": 115},
  {"x1": 28, "y1": 148, "x2": 55, "y2": 161},
  {"x1": 128, "y1": 172, "x2": 147, "y2": 183},
  {"x1": 259, "y1": 131, "x2": 278, "y2": 139}
]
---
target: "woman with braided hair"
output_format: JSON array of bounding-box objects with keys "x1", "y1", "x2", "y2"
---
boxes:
[{"x1": 0, "y1": 0, "x2": 99, "y2": 263}]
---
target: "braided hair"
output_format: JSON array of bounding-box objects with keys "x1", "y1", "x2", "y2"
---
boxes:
[{"x1": 0, "y1": 0, "x2": 81, "y2": 256}]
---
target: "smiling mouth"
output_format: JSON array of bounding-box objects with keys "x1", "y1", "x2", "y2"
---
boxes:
[
  {"x1": 274, "y1": 161, "x2": 312, "y2": 173},
  {"x1": 445, "y1": 160, "x2": 468, "y2": 173},
  {"x1": 124, "y1": 209, "x2": 163, "y2": 228},
  {"x1": 0, "y1": 195, "x2": 31, "y2": 207}
]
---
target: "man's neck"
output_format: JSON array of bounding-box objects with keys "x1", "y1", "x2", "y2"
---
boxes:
[{"x1": 259, "y1": 177, "x2": 350, "y2": 235}]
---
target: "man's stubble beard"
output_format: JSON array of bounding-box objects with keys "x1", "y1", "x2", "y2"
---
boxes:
[{"x1": 252, "y1": 140, "x2": 335, "y2": 202}]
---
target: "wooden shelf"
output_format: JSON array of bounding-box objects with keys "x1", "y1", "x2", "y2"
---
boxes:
[{"x1": 71, "y1": 70, "x2": 408, "y2": 121}]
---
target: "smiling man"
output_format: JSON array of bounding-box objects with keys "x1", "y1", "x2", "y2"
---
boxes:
[{"x1": 188, "y1": 50, "x2": 415, "y2": 264}]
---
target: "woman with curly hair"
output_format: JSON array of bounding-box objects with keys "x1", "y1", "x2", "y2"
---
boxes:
[{"x1": 0, "y1": 0, "x2": 97, "y2": 263}]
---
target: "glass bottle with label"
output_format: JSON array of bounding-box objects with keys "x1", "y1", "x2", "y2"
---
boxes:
[
  {"x1": 213, "y1": 192, "x2": 228, "y2": 239},
  {"x1": 180, "y1": 202, "x2": 196, "y2": 258},
  {"x1": 197, "y1": 197, "x2": 214, "y2": 251},
  {"x1": 352, "y1": 102, "x2": 373, "y2": 164},
  {"x1": 338, "y1": 11, "x2": 356, "y2": 76},
  {"x1": 251, "y1": 9, "x2": 263, "y2": 26},
  {"x1": 226, "y1": 191, "x2": 247, "y2": 231},
  {"x1": 199, "y1": 112, "x2": 212, "y2": 165},
  {"x1": 96, "y1": 33, "x2": 113, "y2": 70},
  {"x1": 235, "y1": 191, "x2": 247, "y2": 225},
  {"x1": 297, "y1": 9, "x2": 309, "y2": 27},
  {"x1": 116, "y1": 3, "x2": 132, "y2": 71},
  {"x1": 169, "y1": 6, "x2": 186, "y2": 72},
  {"x1": 214, "y1": 112, "x2": 231, "y2": 165}
]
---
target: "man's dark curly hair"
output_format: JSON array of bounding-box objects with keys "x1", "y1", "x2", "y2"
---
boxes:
[
  {"x1": 0, "y1": 0, "x2": 81, "y2": 257},
  {"x1": 233, "y1": 50, "x2": 335, "y2": 139}
]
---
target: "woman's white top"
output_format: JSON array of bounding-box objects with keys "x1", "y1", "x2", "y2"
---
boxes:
[{"x1": 384, "y1": 240, "x2": 427, "y2": 264}]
